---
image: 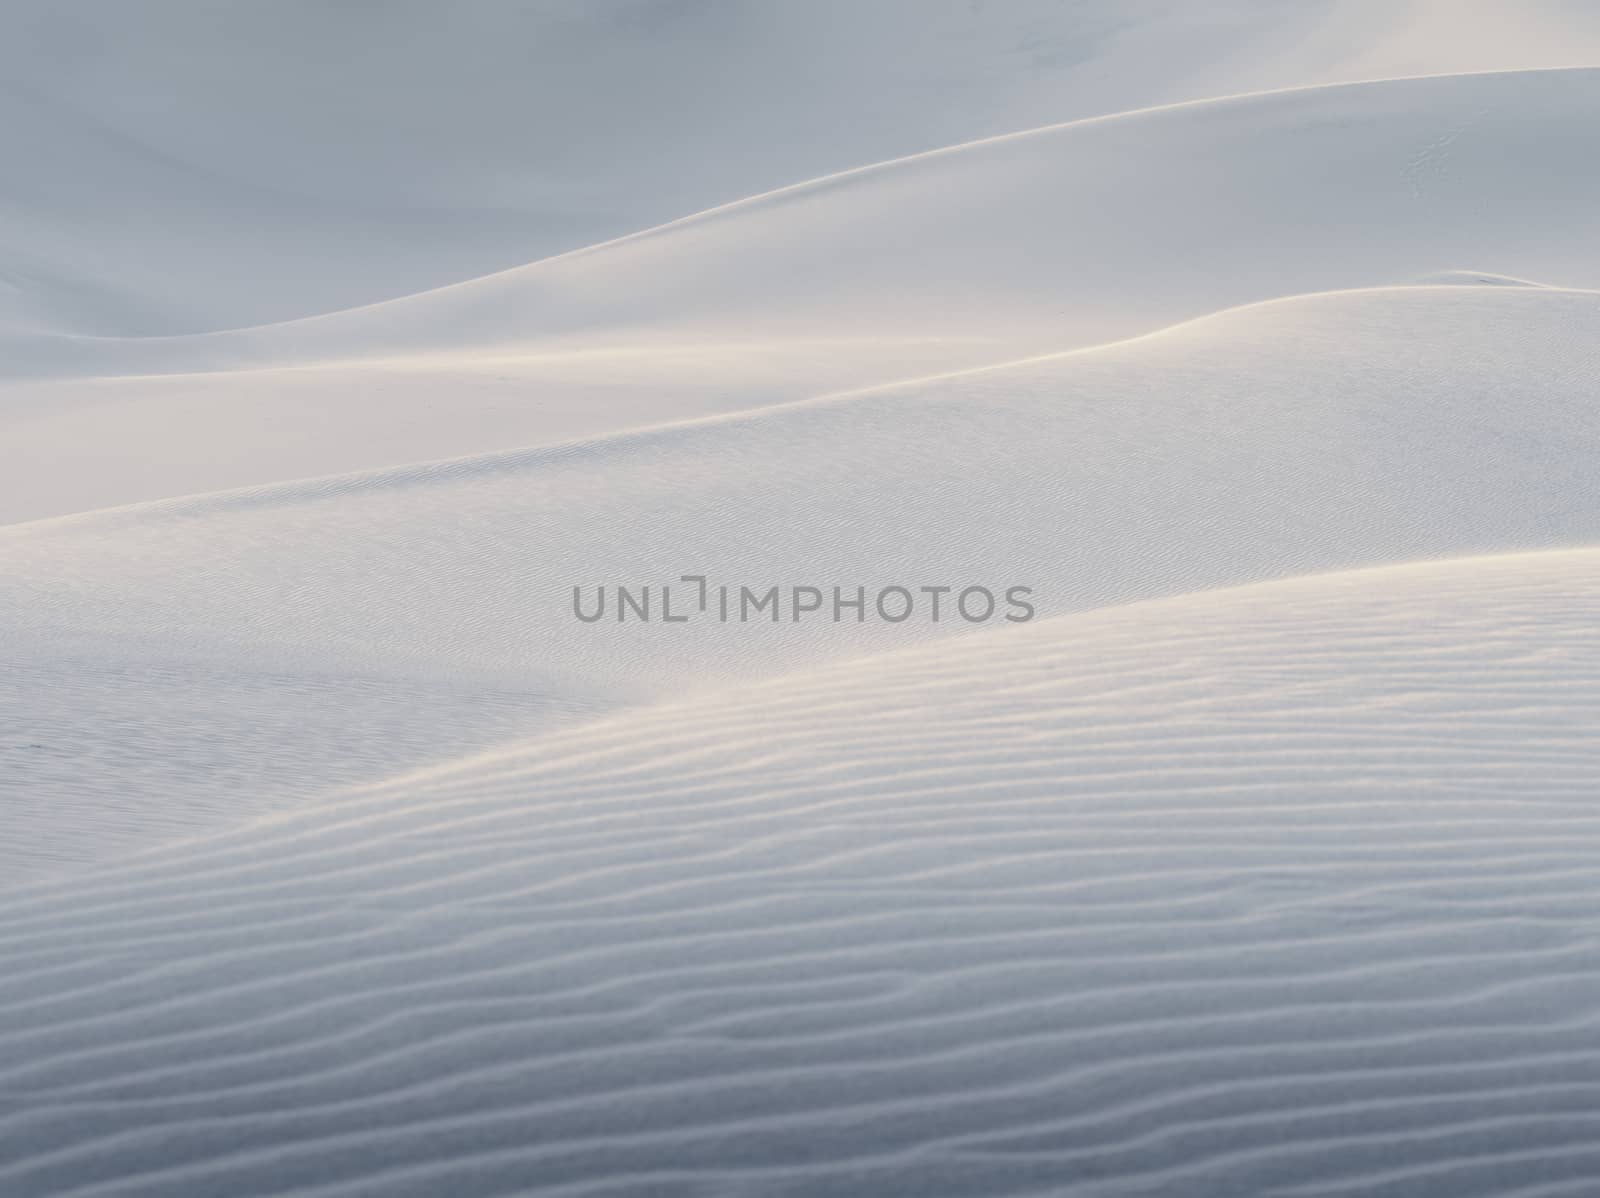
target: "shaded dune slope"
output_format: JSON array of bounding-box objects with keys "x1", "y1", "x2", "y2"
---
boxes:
[
  {"x1": 0, "y1": 549, "x2": 1597, "y2": 1196},
  {"x1": 39, "y1": 66, "x2": 1600, "y2": 377},
  {"x1": 8, "y1": 0, "x2": 1600, "y2": 341}
]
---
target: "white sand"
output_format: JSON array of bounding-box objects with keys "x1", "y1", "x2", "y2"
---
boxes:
[{"x1": 3, "y1": 4, "x2": 1600, "y2": 1194}]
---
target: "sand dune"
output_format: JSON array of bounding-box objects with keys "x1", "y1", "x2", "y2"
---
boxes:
[
  {"x1": 240, "y1": 66, "x2": 1599, "y2": 364},
  {"x1": 1, "y1": 550, "x2": 1597, "y2": 1196},
  {"x1": 6, "y1": 3, "x2": 1600, "y2": 1193},
  {"x1": 6, "y1": 281, "x2": 1600, "y2": 878},
  {"x1": 5, "y1": 66, "x2": 1598, "y2": 525},
  {"x1": 8, "y1": 0, "x2": 1600, "y2": 339}
]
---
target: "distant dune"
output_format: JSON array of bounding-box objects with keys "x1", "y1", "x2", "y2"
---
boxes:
[
  {"x1": 7, "y1": 0, "x2": 1600, "y2": 339},
  {"x1": 5, "y1": 67, "x2": 1599, "y2": 525}
]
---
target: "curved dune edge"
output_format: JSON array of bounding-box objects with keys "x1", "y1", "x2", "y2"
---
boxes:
[
  {"x1": 4, "y1": 278, "x2": 1592, "y2": 536},
  {"x1": 271, "y1": 543, "x2": 1600, "y2": 808},
  {"x1": 9, "y1": 0, "x2": 1600, "y2": 340},
  {"x1": 293, "y1": 62, "x2": 1597, "y2": 318},
  {"x1": 7, "y1": 62, "x2": 1600, "y2": 385},
  {"x1": 42, "y1": 63, "x2": 1600, "y2": 345},
  {"x1": 0, "y1": 548, "x2": 1597, "y2": 1196}
]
